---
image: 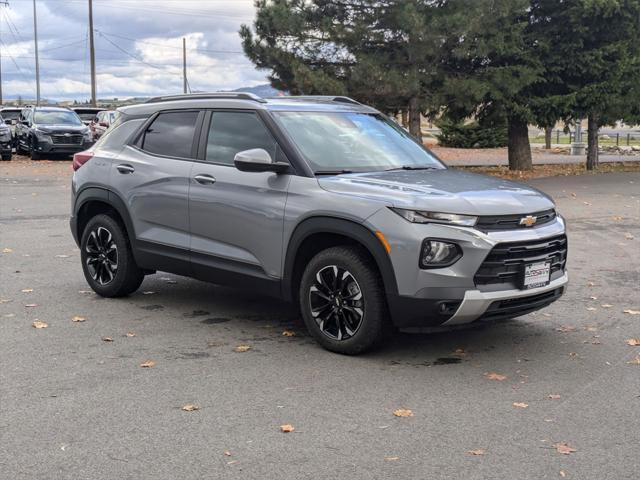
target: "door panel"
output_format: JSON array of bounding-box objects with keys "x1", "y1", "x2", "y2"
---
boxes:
[{"x1": 189, "y1": 110, "x2": 290, "y2": 280}]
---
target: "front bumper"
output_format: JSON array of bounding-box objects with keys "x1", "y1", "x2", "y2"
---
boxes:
[{"x1": 33, "y1": 138, "x2": 91, "y2": 154}]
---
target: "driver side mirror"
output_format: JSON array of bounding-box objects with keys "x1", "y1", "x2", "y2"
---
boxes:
[{"x1": 233, "y1": 148, "x2": 289, "y2": 174}]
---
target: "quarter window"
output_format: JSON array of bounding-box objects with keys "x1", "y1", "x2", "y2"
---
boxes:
[
  {"x1": 141, "y1": 111, "x2": 199, "y2": 158},
  {"x1": 205, "y1": 111, "x2": 280, "y2": 165}
]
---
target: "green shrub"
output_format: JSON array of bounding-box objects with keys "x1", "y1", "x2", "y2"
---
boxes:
[{"x1": 436, "y1": 119, "x2": 508, "y2": 148}]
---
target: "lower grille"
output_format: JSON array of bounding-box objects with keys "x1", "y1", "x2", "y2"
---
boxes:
[
  {"x1": 479, "y1": 287, "x2": 564, "y2": 321},
  {"x1": 474, "y1": 234, "x2": 567, "y2": 290},
  {"x1": 51, "y1": 134, "x2": 83, "y2": 145}
]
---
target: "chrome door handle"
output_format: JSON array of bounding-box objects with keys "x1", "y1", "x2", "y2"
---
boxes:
[
  {"x1": 116, "y1": 164, "x2": 135, "y2": 174},
  {"x1": 194, "y1": 174, "x2": 216, "y2": 185}
]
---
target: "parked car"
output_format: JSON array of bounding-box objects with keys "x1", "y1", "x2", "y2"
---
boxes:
[
  {"x1": 0, "y1": 115, "x2": 12, "y2": 160},
  {"x1": 89, "y1": 110, "x2": 117, "y2": 141},
  {"x1": 72, "y1": 107, "x2": 105, "y2": 126},
  {"x1": 16, "y1": 106, "x2": 92, "y2": 160},
  {"x1": 70, "y1": 93, "x2": 568, "y2": 354},
  {"x1": 0, "y1": 107, "x2": 23, "y2": 148}
]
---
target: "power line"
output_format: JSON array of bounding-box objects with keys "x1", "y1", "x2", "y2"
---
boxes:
[{"x1": 96, "y1": 30, "x2": 243, "y2": 55}]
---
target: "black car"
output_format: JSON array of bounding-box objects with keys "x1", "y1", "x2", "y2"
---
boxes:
[
  {"x1": 0, "y1": 107, "x2": 23, "y2": 148},
  {"x1": 15, "y1": 106, "x2": 92, "y2": 160},
  {"x1": 0, "y1": 114, "x2": 12, "y2": 160},
  {"x1": 72, "y1": 107, "x2": 105, "y2": 126}
]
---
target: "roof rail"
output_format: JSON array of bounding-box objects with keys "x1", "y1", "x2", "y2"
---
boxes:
[
  {"x1": 145, "y1": 92, "x2": 267, "y2": 104},
  {"x1": 269, "y1": 95, "x2": 361, "y2": 105}
]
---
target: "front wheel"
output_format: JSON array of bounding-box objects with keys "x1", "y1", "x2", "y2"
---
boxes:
[
  {"x1": 299, "y1": 246, "x2": 391, "y2": 354},
  {"x1": 30, "y1": 137, "x2": 41, "y2": 160},
  {"x1": 80, "y1": 214, "x2": 144, "y2": 297}
]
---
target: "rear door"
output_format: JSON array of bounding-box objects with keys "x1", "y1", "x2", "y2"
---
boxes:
[
  {"x1": 110, "y1": 109, "x2": 203, "y2": 274},
  {"x1": 188, "y1": 110, "x2": 290, "y2": 289}
]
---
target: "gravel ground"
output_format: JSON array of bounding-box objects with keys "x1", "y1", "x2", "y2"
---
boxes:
[{"x1": 1, "y1": 158, "x2": 639, "y2": 480}]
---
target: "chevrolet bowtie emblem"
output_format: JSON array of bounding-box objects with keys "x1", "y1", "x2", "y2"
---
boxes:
[{"x1": 519, "y1": 215, "x2": 537, "y2": 227}]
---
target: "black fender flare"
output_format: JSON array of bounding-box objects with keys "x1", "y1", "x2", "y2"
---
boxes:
[
  {"x1": 73, "y1": 187, "x2": 137, "y2": 249},
  {"x1": 281, "y1": 216, "x2": 398, "y2": 302}
]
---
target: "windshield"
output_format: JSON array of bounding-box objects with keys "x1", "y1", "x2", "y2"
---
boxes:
[
  {"x1": 273, "y1": 111, "x2": 444, "y2": 173},
  {"x1": 77, "y1": 113, "x2": 96, "y2": 121},
  {"x1": 1, "y1": 110, "x2": 20, "y2": 120},
  {"x1": 34, "y1": 111, "x2": 83, "y2": 126}
]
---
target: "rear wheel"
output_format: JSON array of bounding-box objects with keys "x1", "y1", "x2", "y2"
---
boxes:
[
  {"x1": 299, "y1": 246, "x2": 391, "y2": 354},
  {"x1": 80, "y1": 214, "x2": 144, "y2": 297},
  {"x1": 1, "y1": 153, "x2": 10, "y2": 161}
]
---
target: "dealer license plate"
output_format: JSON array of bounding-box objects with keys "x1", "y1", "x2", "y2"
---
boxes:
[{"x1": 523, "y1": 261, "x2": 551, "y2": 289}]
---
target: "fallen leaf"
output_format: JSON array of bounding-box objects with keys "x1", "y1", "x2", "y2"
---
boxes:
[
  {"x1": 586, "y1": 307, "x2": 597, "y2": 311},
  {"x1": 586, "y1": 326, "x2": 598, "y2": 332},
  {"x1": 21, "y1": 288, "x2": 33, "y2": 293},
  {"x1": 102, "y1": 337, "x2": 113, "y2": 342},
  {"x1": 548, "y1": 394, "x2": 561, "y2": 400},
  {"x1": 24, "y1": 303, "x2": 38, "y2": 308},
  {"x1": 384, "y1": 456, "x2": 400, "y2": 461},
  {"x1": 224, "y1": 451, "x2": 232, "y2": 457},
  {"x1": 72, "y1": 316, "x2": 86, "y2": 322},
  {"x1": 234, "y1": 345, "x2": 251, "y2": 352},
  {"x1": 560, "y1": 471, "x2": 567, "y2": 478},
  {"x1": 555, "y1": 325, "x2": 576, "y2": 333},
  {"x1": 282, "y1": 330, "x2": 296, "y2": 337},
  {"x1": 513, "y1": 402, "x2": 529, "y2": 409},
  {"x1": 142, "y1": 291, "x2": 156, "y2": 295},
  {"x1": 32, "y1": 320, "x2": 48, "y2": 329},
  {"x1": 553, "y1": 443, "x2": 576, "y2": 455},
  {"x1": 627, "y1": 356, "x2": 640, "y2": 365},
  {"x1": 601, "y1": 304, "x2": 612, "y2": 308},
  {"x1": 626, "y1": 338, "x2": 640, "y2": 346},
  {"x1": 140, "y1": 360, "x2": 156, "y2": 368},
  {"x1": 587, "y1": 281, "x2": 595, "y2": 287},
  {"x1": 589, "y1": 296, "x2": 598, "y2": 300},
  {"x1": 181, "y1": 404, "x2": 199, "y2": 412},
  {"x1": 484, "y1": 372, "x2": 507, "y2": 381},
  {"x1": 78, "y1": 290, "x2": 93, "y2": 294},
  {"x1": 126, "y1": 332, "x2": 136, "y2": 337},
  {"x1": 568, "y1": 352, "x2": 578, "y2": 357},
  {"x1": 582, "y1": 201, "x2": 591, "y2": 206},
  {"x1": 623, "y1": 309, "x2": 640, "y2": 315},
  {"x1": 2, "y1": 248, "x2": 13, "y2": 253},
  {"x1": 612, "y1": 215, "x2": 623, "y2": 221},
  {"x1": 393, "y1": 409, "x2": 413, "y2": 417},
  {"x1": 54, "y1": 254, "x2": 70, "y2": 258},
  {"x1": 0, "y1": 298, "x2": 11, "y2": 304},
  {"x1": 468, "y1": 449, "x2": 486, "y2": 456},
  {"x1": 280, "y1": 424, "x2": 294, "y2": 433},
  {"x1": 624, "y1": 233, "x2": 634, "y2": 240}
]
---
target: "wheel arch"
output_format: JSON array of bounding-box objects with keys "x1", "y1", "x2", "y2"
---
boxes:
[{"x1": 282, "y1": 216, "x2": 398, "y2": 302}]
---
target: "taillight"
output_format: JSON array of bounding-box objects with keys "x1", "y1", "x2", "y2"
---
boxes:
[{"x1": 73, "y1": 151, "x2": 94, "y2": 171}]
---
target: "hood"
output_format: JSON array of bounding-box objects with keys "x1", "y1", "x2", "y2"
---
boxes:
[
  {"x1": 34, "y1": 124, "x2": 88, "y2": 134},
  {"x1": 318, "y1": 168, "x2": 555, "y2": 215}
]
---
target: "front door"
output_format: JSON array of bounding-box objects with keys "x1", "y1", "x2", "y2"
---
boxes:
[{"x1": 188, "y1": 110, "x2": 290, "y2": 292}]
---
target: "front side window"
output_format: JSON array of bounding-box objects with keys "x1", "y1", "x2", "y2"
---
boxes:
[
  {"x1": 141, "y1": 110, "x2": 199, "y2": 158},
  {"x1": 205, "y1": 111, "x2": 279, "y2": 165},
  {"x1": 34, "y1": 110, "x2": 83, "y2": 126},
  {"x1": 273, "y1": 111, "x2": 444, "y2": 173}
]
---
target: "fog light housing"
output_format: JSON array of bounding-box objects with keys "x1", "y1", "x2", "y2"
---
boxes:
[{"x1": 419, "y1": 239, "x2": 462, "y2": 269}]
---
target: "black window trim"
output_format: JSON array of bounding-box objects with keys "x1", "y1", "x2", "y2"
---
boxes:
[{"x1": 129, "y1": 108, "x2": 204, "y2": 161}]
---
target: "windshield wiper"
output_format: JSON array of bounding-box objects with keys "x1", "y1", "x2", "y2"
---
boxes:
[
  {"x1": 385, "y1": 165, "x2": 439, "y2": 171},
  {"x1": 314, "y1": 169, "x2": 354, "y2": 176}
]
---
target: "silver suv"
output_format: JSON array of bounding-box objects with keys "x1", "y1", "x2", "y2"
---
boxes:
[{"x1": 70, "y1": 93, "x2": 568, "y2": 354}]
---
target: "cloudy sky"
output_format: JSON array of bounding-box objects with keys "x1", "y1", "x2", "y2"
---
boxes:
[{"x1": 0, "y1": 0, "x2": 268, "y2": 101}]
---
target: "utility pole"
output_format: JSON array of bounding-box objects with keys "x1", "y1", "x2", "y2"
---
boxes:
[
  {"x1": 32, "y1": 0, "x2": 40, "y2": 106},
  {"x1": 182, "y1": 37, "x2": 187, "y2": 94},
  {"x1": 0, "y1": 1, "x2": 8, "y2": 106},
  {"x1": 88, "y1": 0, "x2": 96, "y2": 106}
]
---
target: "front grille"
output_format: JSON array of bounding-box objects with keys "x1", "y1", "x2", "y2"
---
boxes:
[
  {"x1": 478, "y1": 287, "x2": 564, "y2": 321},
  {"x1": 475, "y1": 209, "x2": 556, "y2": 232},
  {"x1": 51, "y1": 134, "x2": 83, "y2": 145},
  {"x1": 474, "y1": 234, "x2": 567, "y2": 290}
]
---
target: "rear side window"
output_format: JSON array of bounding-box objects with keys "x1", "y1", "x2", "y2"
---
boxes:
[
  {"x1": 205, "y1": 111, "x2": 279, "y2": 165},
  {"x1": 141, "y1": 110, "x2": 199, "y2": 158}
]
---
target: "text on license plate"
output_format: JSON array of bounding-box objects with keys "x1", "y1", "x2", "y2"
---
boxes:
[{"x1": 523, "y1": 261, "x2": 551, "y2": 289}]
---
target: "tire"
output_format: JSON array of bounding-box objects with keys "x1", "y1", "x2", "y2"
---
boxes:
[
  {"x1": 15, "y1": 139, "x2": 26, "y2": 156},
  {"x1": 80, "y1": 213, "x2": 144, "y2": 297},
  {"x1": 30, "y1": 138, "x2": 41, "y2": 160},
  {"x1": 1, "y1": 153, "x2": 10, "y2": 161},
  {"x1": 299, "y1": 246, "x2": 391, "y2": 354}
]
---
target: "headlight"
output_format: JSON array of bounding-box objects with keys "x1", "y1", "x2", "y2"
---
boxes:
[
  {"x1": 33, "y1": 128, "x2": 50, "y2": 141},
  {"x1": 419, "y1": 239, "x2": 462, "y2": 268},
  {"x1": 391, "y1": 208, "x2": 478, "y2": 226}
]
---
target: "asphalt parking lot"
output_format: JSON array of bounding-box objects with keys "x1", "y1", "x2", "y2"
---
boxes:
[{"x1": 1, "y1": 158, "x2": 639, "y2": 480}]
